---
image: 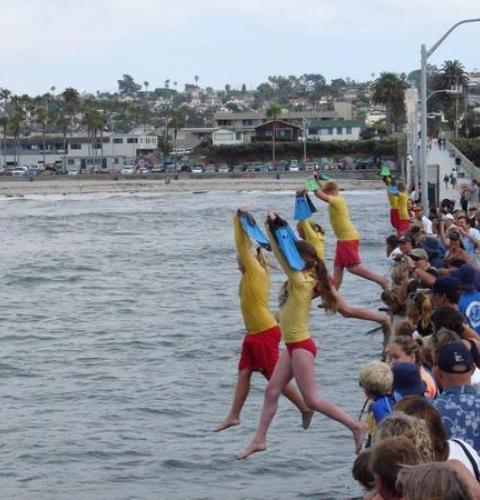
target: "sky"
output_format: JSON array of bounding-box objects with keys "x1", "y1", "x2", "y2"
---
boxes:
[{"x1": 1, "y1": 0, "x2": 479, "y2": 95}]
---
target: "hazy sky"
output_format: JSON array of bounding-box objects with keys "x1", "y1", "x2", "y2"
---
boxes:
[{"x1": 1, "y1": 0, "x2": 479, "y2": 95}]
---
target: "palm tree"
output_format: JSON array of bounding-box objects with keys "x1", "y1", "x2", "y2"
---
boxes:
[
  {"x1": 8, "y1": 112, "x2": 23, "y2": 165},
  {"x1": 169, "y1": 115, "x2": 185, "y2": 173},
  {"x1": 438, "y1": 60, "x2": 468, "y2": 138},
  {"x1": 83, "y1": 110, "x2": 105, "y2": 169},
  {"x1": 62, "y1": 87, "x2": 80, "y2": 136},
  {"x1": 266, "y1": 102, "x2": 281, "y2": 167},
  {"x1": 144, "y1": 81, "x2": 149, "y2": 95},
  {"x1": 34, "y1": 108, "x2": 48, "y2": 165},
  {"x1": 0, "y1": 116, "x2": 7, "y2": 166},
  {"x1": 194, "y1": 75, "x2": 199, "y2": 87},
  {"x1": 370, "y1": 72, "x2": 407, "y2": 134},
  {"x1": 56, "y1": 114, "x2": 70, "y2": 172}
]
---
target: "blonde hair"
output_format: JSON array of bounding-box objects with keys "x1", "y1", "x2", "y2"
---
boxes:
[
  {"x1": 358, "y1": 361, "x2": 393, "y2": 398},
  {"x1": 396, "y1": 462, "x2": 473, "y2": 500},
  {"x1": 375, "y1": 413, "x2": 434, "y2": 462}
]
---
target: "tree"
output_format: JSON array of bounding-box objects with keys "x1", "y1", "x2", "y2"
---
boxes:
[
  {"x1": 194, "y1": 75, "x2": 199, "y2": 87},
  {"x1": 117, "y1": 74, "x2": 142, "y2": 95},
  {"x1": 266, "y1": 102, "x2": 281, "y2": 166},
  {"x1": 62, "y1": 87, "x2": 80, "y2": 136},
  {"x1": 168, "y1": 115, "x2": 185, "y2": 172},
  {"x1": 0, "y1": 116, "x2": 7, "y2": 166},
  {"x1": 56, "y1": 114, "x2": 70, "y2": 171},
  {"x1": 370, "y1": 72, "x2": 407, "y2": 134}
]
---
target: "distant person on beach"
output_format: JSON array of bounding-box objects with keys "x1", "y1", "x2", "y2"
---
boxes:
[
  {"x1": 238, "y1": 211, "x2": 365, "y2": 459},
  {"x1": 451, "y1": 169, "x2": 457, "y2": 189},
  {"x1": 314, "y1": 181, "x2": 389, "y2": 290},
  {"x1": 444, "y1": 174, "x2": 450, "y2": 190},
  {"x1": 214, "y1": 211, "x2": 313, "y2": 432}
]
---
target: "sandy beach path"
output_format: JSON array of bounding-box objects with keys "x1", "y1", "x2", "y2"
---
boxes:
[{"x1": 0, "y1": 176, "x2": 384, "y2": 197}]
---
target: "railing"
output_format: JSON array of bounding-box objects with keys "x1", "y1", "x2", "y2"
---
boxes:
[{"x1": 446, "y1": 140, "x2": 480, "y2": 182}]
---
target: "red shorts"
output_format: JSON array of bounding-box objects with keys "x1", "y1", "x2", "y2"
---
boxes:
[
  {"x1": 286, "y1": 338, "x2": 317, "y2": 357},
  {"x1": 238, "y1": 325, "x2": 281, "y2": 379},
  {"x1": 397, "y1": 218, "x2": 411, "y2": 235},
  {"x1": 390, "y1": 208, "x2": 399, "y2": 230},
  {"x1": 334, "y1": 239, "x2": 361, "y2": 269}
]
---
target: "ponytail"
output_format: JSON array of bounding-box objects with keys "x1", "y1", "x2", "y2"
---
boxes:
[{"x1": 314, "y1": 259, "x2": 337, "y2": 313}]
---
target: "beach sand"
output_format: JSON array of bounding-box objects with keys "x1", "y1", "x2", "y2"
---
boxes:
[{"x1": 0, "y1": 176, "x2": 385, "y2": 197}]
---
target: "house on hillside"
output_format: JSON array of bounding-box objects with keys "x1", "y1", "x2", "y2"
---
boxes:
[
  {"x1": 306, "y1": 119, "x2": 364, "y2": 141},
  {"x1": 253, "y1": 120, "x2": 301, "y2": 142},
  {"x1": 212, "y1": 128, "x2": 246, "y2": 145}
]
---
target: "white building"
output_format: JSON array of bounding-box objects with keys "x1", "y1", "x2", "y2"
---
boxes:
[
  {"x1": 212, "y1": 128, "x2": 246, "y2": 146},
  {"x1": 306, "y1": 119, "x2": 364, "y2": 141}
]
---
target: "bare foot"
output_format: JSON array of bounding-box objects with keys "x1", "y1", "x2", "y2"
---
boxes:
[
  {"x1": 302, "y1": 410, "x2": 314, "y2": 430},
  {"x1": 214, "y1": 416, "x2": 240, "y2": 432},
  {"x1": 353, "y1": 423, "x2": 367, "y2": 454},
  {"x1": 237, "y1": 440, "x2": 266, "y2": 460}
]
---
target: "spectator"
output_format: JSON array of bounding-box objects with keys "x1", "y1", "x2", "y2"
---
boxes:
[
  {"x1": 375, "y1": 413, "x2": 434, "y2": 462},
  {"x1": 358, "y1": 361, "x2": 394, "y2": 426},
  {"x1": 412, "y1": 204, "x2": 433, "y2": 234},
  {"x1": 392, "y1": 363, "x2": 428, "y2": 401},
  {"x1": 395, "y1": 395, "x2": 480, "y2": 479},
  {"x1": 396, "y1": 462, "x2": 474, "y2": 500},
  {"x1": 433, "y1": 341, "x2": 480, "y2": 453},
  {"x1": 352, "y1": 449, "x2": 375, "y2": 493},
  {"x1": 369, "y1": 436, "x2": 420, "y2": 500},
  {"x1": 398, "y1": 234, "x2": 414, "y2": 257},
  {"x1": 430, "y1": 277, "x2": 460, "y2": 311},
  {"x1": 452, "y1": 264, "x2": 480, "y2": 334}
]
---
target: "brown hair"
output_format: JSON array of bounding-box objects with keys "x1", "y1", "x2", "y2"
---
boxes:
[
  {"x1": 322, "y1": 180, "x2": 339, "y2": 193},
  {"x1": 395, "y1": 395, "x2": 448, "y2": 461},
  {"x1": 394, "y1": 320, "x2": 415, "y2": 337},
  {"x1": 396, "y1": 463, "x2": 473, "y2": 500},
  {"x1": 295, "y1": 240, "x2": 337, "y2": 313},
  {"x1": 388, "y1": 335, "x2": 424, "y2": 364},
  {"x1": 369, "y1": 436, "x2": 420, "y2": 497},
  {"x1": 352, "y1": 449, "x2": 374, "y2": 490},
  {"x1": 406, "y1": 292, "x2": 433, "y2": 332}
]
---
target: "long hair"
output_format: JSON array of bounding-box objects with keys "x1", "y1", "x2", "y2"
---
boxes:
[{"x1": 295, "y1": 240, "x2": 337, "y2": 313}]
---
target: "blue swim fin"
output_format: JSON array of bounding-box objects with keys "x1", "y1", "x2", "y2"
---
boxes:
[
  {"x1": 271, "y1": 219, "x2": 305, "y2": 271},
  {"x1": 294, "y1": 193, "x2": 317, "y2": 221},
  {"x1": 240, "y1": 213, "x2": 271, "y2": 250}
]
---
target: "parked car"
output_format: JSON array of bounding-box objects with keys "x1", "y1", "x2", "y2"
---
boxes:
[
  {"x1": 204, "y1": 164, "x2": 216, "y2": 173},
  {"x1": 192, "y1": 166, "x2": 204, "y2": 174},
  {"x1": 121, "y1": 167, "x2": 135, "y2": 175},
  {"x1": 217, "y1": 164, "x2": 229, "y2": 173},
  {"x1": 11, "y1": 166, "x2": 29, "y2": 176},
  {"x1": 289, "y1": 165, "x2": 300, "y2": 172}
]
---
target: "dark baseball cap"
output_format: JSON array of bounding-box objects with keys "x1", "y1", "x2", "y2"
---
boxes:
[
  {"x1": 432, "y1": 277, "x2": 460, "y2": 295},
  {"x1": 437, "y1": 341, "x2": 474, "y2": 373},
  {"x1": 392, "y1": 363, "x2": 426, "y2": 399},
  {"x1": 450, "y1": 263, "x2": 477, "y2": 293},
  {"x1": 398, "y1": 235, "x2": 413, "y2": 244}
]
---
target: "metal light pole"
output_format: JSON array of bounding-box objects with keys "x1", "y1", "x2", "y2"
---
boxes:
[{"x1": 419, "y1": 18, "x2": 480, "y2": 208}]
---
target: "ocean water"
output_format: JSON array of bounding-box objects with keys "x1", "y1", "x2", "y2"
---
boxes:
[{"x1": 0, "y1": 188, "x2": 390, "y2": 500}]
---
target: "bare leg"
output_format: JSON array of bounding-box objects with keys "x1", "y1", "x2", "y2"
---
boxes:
[
  {"x1": 347, "y1": 264, "x2": 389, "y2": 290},
  {"x1": 238, "y1": 351, "x2": 293, "y2": 459},
  {"x1": 214, "y1": 369, "x2": 252, "y2": 432},
  {"x1": 337, "y1": 295, "x2": 391, "y2": 334},
  {"x1": 281, "y1": 383, "x2": 314, "y2": 429},
  {"x1": 291, "y1": 349, "x2": 365, "y2": 453},
  {"x1": 333, "y1": 266, "x2": 344, "y2": 289}
]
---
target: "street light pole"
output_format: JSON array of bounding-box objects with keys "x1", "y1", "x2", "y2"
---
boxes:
[{"x1": 419, "y1": 18, "x2": 480, "y2": 208}]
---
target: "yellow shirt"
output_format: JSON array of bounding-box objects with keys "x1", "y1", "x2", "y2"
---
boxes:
[
  {"x1": 267, "y1": 223, "x2": 316, "y2": 344},
  {"x1": 388, "y1": 192, "x2": 399, "y2": 209},
  {"x1": 234, "y1": 216, "x2": 277, "y2": 334},
  {"x1": 398, "y1": 192, "x2": 409, "y2": 220},
  {"x1": 328, "y1": 194, "x2": 359, "y2": 241},
  {"x1": 298, "y1": 219, "x2": 325, "y2": 261}
]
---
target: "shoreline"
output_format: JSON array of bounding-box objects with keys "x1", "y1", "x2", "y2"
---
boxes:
[{"x1": 0, "y1": 176, "x2": 385, "y2": 197}]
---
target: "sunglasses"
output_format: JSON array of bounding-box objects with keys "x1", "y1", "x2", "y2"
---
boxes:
[{"x1": 412, "y1": 209, "x2": 422, "y2": 212}]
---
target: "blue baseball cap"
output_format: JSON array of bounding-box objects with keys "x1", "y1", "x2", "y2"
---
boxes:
[{"x1": 392, "y1": 363, "x2": 426, "y2": 399}]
